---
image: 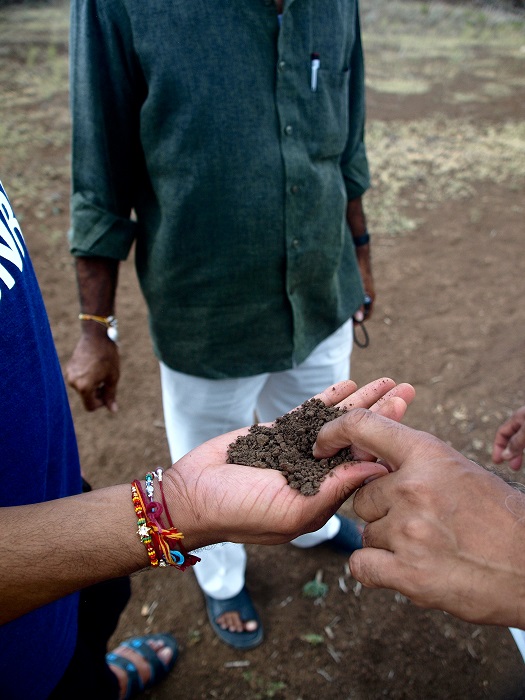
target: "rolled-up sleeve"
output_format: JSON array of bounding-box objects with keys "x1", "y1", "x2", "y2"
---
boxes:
[
  {"x1": 340, "y1": 2, "x2": 370, "y2": 201},
  {"x1": 69, "y1": 0, "x2": 143, "y2": 259}
]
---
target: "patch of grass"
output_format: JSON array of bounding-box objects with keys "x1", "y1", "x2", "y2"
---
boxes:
[
  {"x1": 0, "y1": 1, "x2": 70, "y2": 209},
  {"x1": 242, "y1": 672, "x2": 287, "y2": 699},
  {"x1": 366, "y1": 119, "x2": 525, "y2": 235},
  {"x1": 360, "y1": 1, "x2": 525, "y2": 237},
  {"x1": 362, "y1": 0, "x2": 525, "y2": 101},
  {"x1": 301, "y1": 633, "x2": 325, "y2": 645}
]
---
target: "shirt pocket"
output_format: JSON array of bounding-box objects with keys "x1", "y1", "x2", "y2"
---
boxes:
[{"x1": 305, "y1": 68, "x2": 350, "y2": 160}]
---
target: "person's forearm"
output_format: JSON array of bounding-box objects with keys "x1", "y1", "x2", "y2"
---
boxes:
[
  {"x1": 67, "y1": 257, "x2": 121, "y2": 410},
  {"x1": 346, "y1": 196, "x2": 367, "y2": 240},
  {"x1": 346, "y1": 197, "x2": 374, "y2": 312},
  {"x1": 2, "y1": 472, "x2": 230, "y2": 624},
  {"x1": 2, "y1": 472, "x2": 238, "y2": 625},
  {"x1": 1, "y1": 485, "x2": 147, "y2": 624},
  {"x1": 75, "y1": 256, "x2": 119, "y2": 319},
  {"x1": 2, "y1": 380, "x2": 416, "y2": 625}
]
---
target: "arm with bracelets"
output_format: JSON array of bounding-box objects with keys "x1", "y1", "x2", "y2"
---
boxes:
[{"x1": 0, "y1": 378, "x2": 414, "y2": 625}]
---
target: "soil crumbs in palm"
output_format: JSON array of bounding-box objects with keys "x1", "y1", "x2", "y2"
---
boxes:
[{"x1": 226, "y1": 399, "x2": 354, "y2": 495}]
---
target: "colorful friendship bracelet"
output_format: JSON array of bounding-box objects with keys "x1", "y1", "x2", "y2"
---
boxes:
[
  {"x1": 131, "y1": 483, "x2": 160, "y2": 567},
  {"x1": 131, "y1": 476, "x2": 200, "y2": 571}
]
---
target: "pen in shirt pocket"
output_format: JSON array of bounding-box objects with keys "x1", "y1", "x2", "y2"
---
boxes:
[{"x1": 310, "y1": 53, "x2": 320, "y2": 92}]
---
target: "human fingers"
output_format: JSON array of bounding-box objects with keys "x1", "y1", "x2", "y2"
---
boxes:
[
  {"x1": 304, "y1": 459, "x2": 389, "y2": 528},
  {"x1": 75, "y1": 362, "x2": 119, "y2": 412},
  {"x1": 237, "y1": 460, "x2": 390, "y2": 546},
  {"x1": 170, "y1": 426, "x2": 387, "y2": 548},
  {"x1": 493, "y1": 409, "x2": 525, "y2": 470},
  {"x1": 344, "y1": 384, "x2": 416, "y2": 462},
  {"x1": 311, "y1": 396, "x2": 410, "y2": 468},
  {"x1": 505, "y1": 453, "x2": 524, "y2": 472},
  {"x1": 335, "y1": 377, "x2": 397, "y2": 411},
  {"x1": 83, "y1": 382, "x2": 115, "y2": 412},
  {"x1": 317, "y1": 383, "x2": 416, "y2": 462},
  {"x1": 348, "y1": 545, "x2": 454, "y2": 616},
  {"x1": 304, "y1": 378, "x2": 413, "y2": 413},
  {"x1": 368, "y1": 383, "x2": 416, "y2": 413},
  {"x1": 66, "y1": 338, "x2": 120, "y2": 412},
  {"x1": 350, "y1": 396, "x2": 411, "y2": 462},
  {"x1": 100, "y1": 374, "x2": 119, "y2": 414},
  {"x1": 66, "y1": 360, "x2": 105, "y2": 411},
  {"x1": 312, "y1": 408, "x2": 429, "y2": 470},
  {"x1": 350, "y1": 467, "x2": 525, "y2": 627},
  {"x1": 349, "y1": 547, "x2": 399, "y2": 591},
  {"x1": 312, "y1": 380, "x2": 358, "y2": 407}
]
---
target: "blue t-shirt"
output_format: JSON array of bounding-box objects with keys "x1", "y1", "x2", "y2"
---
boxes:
[{"x1": 0, "y1": 181, "x2": 82, "y2": 699}]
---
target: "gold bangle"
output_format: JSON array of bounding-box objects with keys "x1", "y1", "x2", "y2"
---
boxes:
[{"x1": 79, "y1": 314, "x2": 118, "y2": 342}]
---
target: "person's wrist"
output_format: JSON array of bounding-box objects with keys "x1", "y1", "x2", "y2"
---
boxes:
[
  {"x1": 79, "y1": 313, "x2": 118, "y2": 342},
  {"x1": 161, "y1": 468, "x2": 211, "y2": 552},
  {"x1": 352, "y1": 230, "x2": 370, "y2": 248}
]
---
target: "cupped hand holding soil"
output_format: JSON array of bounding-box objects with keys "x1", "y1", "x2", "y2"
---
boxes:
[{"x1": 227, "y1": 379, "x2": 415, "y2": 495}]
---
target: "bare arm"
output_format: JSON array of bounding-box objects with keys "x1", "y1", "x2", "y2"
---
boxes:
[
  {"x1": 2, "y1": 378, "x2": 414, "y2": 625},
  {"x1": 66, "y1": 256, "x2": 121, "y2": 412},
  {"x1": 346, "y1": 196, "x2": 375, "y2": 321},
  {"x1": 2, "y1": 485, "x2": 146, "y2": 623},
  {"x1": 314, "y1": 409, "x2": 525, "y2": 628}
]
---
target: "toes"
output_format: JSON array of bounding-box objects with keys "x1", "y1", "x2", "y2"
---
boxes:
[
  {"x1": 216, "y1": 612, "x2": 258, "y2": 634},
  {"x1": 108, "y1": 638, "x2": 174, "y2": 697},
  {"x1": 156, "y1": 645, "x2": 174, "y2": 666}
]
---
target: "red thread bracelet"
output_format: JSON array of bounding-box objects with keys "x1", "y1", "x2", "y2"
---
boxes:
[{"x1": 131, "y1": 479, "x2": 200, "y2": 571}]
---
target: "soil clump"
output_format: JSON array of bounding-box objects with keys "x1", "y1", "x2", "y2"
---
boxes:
[{"x1": 227, "y1": 399, "x2": 354, "y2": 496}]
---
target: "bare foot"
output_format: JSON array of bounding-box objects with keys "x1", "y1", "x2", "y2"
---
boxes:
[
  {"x1": 216, "y1": 610, "x2": 258, "y2": 634},
  {"x1": 107, "y1": 638, "x2": 175, "y2": 700}
]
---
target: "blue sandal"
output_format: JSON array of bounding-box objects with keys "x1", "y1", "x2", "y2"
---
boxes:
[
  {"x1": 205, "y1": 586, "x2": 263, "y2": 650},
  {"x1": 106, "y1": 633, "x2": 178, "y2": 699},
  {"x1": 326, "y1": 515, "x2": 363, "y2": 554}
]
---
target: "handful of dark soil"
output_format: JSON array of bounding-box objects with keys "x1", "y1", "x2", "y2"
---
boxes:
[{"x1": 226, "y1": 398, "x2": 355, "y2": 496}]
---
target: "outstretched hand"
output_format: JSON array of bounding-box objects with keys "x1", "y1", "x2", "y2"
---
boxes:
[
  {"x1": 164, "y1": 378, "x2": 415, "y2": 551},
  {"x1": 314, "y1": 409, "x2": 525, "y2": 628},
  {"x1": 493, "y1": 405, "x2": 525, "y2": 471}
]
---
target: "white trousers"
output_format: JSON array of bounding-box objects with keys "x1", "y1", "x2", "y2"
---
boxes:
[
  {"x1": 160, "y1": 320, "x2": 353, "y2": 599},
  {"x1": 509, "y1": 628, "x2": 525, "y2": 664}
]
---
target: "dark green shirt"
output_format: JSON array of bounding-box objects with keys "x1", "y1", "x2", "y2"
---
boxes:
[{"x1": 69, "y1": 0, "x2": 370, "y2": 379}]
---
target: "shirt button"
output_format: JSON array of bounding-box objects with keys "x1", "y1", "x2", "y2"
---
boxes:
[
  {"x1": 290, "y1": 185, "x2": 299, "y2": 194},
  {"x1": 278, "y1": 60, "x2": 286, "y2": 71},
  {"x1": 284, "y1": 125, "x2": 293, "y2": 136},
  {"x1": 291, "y1": 238, "x2": 299, "y2": 249}
]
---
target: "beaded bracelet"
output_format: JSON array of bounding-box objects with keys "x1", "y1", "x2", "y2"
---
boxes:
[
  {"x1": 147, "y1": 468, "x2": 175, "y2": 528},
  {"x1": 131, "y1": 476, "x2": 200, "y2": 571},
  {"x1": 131, "y1": 483, "x2": 160, "y2": 567}
]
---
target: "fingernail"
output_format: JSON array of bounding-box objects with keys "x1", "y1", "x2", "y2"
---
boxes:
[
  {"x1": 502, "y1": 448, "x2": 513, "y2": 459},
  {"x1": 354, "y1": 310, "x2": 364, "y2": 323},
  {"x1": 363, "y1": 473, "x2": 384, "y2": 485}
]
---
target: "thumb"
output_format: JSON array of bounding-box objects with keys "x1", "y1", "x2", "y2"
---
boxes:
[
  {"x1": 318, "y1": 459, "x2": 389, "y2": 504},
  {"x1": 313, "y1": 408, "x2": 420, "y2": 472}
]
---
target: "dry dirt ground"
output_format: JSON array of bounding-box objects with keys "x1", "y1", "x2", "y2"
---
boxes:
[{"x1": 2, "y1": 1, "x2": 525, "y2": 698}]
